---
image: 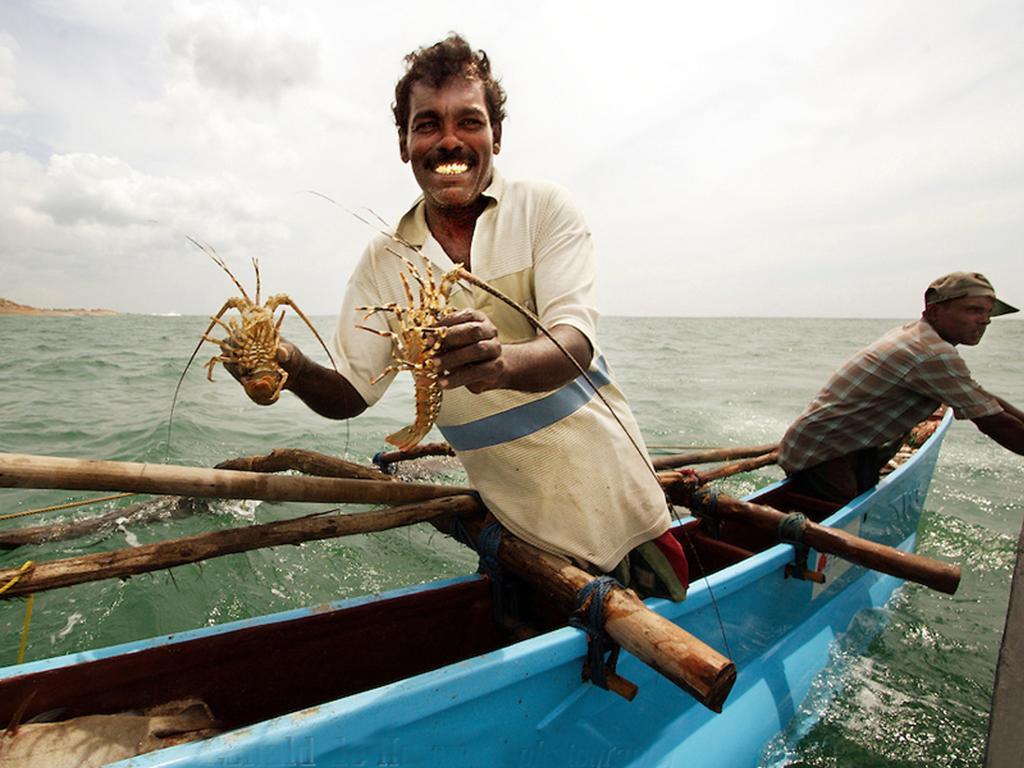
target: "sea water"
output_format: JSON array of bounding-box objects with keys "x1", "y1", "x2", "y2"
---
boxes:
[{"x1": 0, "y1": 314, "x2": 1021, "y2": 767}]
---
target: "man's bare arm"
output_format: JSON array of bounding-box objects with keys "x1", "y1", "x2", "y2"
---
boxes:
[
  {"x1": 432, "y1": 309, "x2": 593, "y2": 394},
  {"x1": 278, "y1": 342, "x2": 368, "y2": 420},
  {"x1": 973, "y1": 402, "x2": 1024, "y2": 456},
  {"x1": 995, "y1": 397, "x2": 1024, "y2": 425}
]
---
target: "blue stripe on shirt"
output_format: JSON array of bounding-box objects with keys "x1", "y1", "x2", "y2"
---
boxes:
[{"x1": 439, "y1": 356, "x2": 612, "y2": 452}]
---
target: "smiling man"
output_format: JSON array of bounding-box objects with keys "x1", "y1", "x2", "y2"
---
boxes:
[
  {"x1": 779, "y1": 272, "x2": 1024, "y2": 502},
  {"x1": 275, "y1": 34, "x2": 688, "y2": 599}
]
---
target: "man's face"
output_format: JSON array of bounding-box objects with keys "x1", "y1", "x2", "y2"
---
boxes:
[
  {"x1": 399, "y1": 77, "x2": 501, "y2": 213},
  {"x1": 925, "y1": 295, "x2": 994, "y2": 346}
]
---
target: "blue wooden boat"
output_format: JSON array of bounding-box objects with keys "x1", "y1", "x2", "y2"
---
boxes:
[{"x1": 0, "y1": 411, "x2": 952, "y2": 767}]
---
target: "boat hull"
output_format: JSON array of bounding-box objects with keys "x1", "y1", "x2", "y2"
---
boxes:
[{"x1": 1, "y1": 412, "x2": 951, "y2": 768}]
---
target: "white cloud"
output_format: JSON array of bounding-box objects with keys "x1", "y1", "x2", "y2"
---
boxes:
[
  {"x1": 0, "y1": 150, "x2": 290, "y2": 311},
  {"x1": 2, "y1": 1, "x2": 1022, "y2": 317},
  {"x1": 0, "y1": 31, "x2": 26, "y2": 113},
  {"x1": 29, "y1": 0, "x2": 167, "y2": 35},
  {"x1": 166, "y1": 4, "x2": 319, "y2": 103}
]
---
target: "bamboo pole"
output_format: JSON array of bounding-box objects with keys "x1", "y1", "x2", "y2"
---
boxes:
[
  {"x1": 651, "y1": 443, "x2": 778, "y2": 470},
  {"x1": 0, "y1": 495, "x2": 482, "y2": 598},
  {"x1": 442, "y1": 514, "x2": 736, "y2": 712},
  {"x1": 663, "y1": 476, "x2": 961, "y2": 595},
  {"x1": 0, "y1": 453, "x2": 472, "y2": 505}
]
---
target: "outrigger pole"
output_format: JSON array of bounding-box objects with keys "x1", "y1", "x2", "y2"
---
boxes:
[{"x1": 0, "y1": 451, "x2": 736, "y2": 712}]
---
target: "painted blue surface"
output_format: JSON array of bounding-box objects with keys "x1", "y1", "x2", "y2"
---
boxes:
[{"x1": 8, "y1": 412, "x2": 951, "y2": 768}]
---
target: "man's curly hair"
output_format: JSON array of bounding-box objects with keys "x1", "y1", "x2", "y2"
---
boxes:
[{"x1": 392, "y1": 33, "x2": 507, "y2": 136}]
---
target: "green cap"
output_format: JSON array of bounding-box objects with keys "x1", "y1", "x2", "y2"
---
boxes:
[{"x1": 924, "y1": 272, "x2": 1018, "y2": 317}]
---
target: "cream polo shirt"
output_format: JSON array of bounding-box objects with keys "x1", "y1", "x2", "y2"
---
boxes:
[{"x1": 330, "y1": 172, "x2": 670, "y2": 571}]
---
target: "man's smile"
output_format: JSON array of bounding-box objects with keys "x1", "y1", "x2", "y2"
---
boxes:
[{"x1": 433, "y1": 161, "x2": 471, "y2": 175}]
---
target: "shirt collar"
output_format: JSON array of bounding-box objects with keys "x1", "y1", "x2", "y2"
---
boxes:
[{"x1": 394, "y1": 169, "x2": 505, "y2": 247}]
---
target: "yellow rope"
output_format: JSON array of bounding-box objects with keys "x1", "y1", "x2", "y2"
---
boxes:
[
  {"x1": 17, "y1": 594, "x2": 34, "y2": 664},
  {"x1": 0, "y1": 561, "x2": 34, "y2": 596},
  {"x1": 0, "y1": 492, "x2": 135, "y2": 522},
  {"x1": 1, "y1": 561, "x2": 36, "y2": 664}
]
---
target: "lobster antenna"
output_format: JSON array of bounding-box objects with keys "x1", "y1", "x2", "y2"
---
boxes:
[
  {"x1": 252, "y1": 258, "x2": 261, "y2": 305},
  {"x1": 185, "y1": 236, "x2": 252, "y2": 303}
]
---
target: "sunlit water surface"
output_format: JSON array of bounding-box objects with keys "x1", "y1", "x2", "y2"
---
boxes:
[{"x1": 1, "y1": 314, "x2": 1021, "y2": 766}]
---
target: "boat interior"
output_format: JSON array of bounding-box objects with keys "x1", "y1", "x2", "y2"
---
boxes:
[{"x1": 0, "y1": 482, "x2": 844, "y2": 742}]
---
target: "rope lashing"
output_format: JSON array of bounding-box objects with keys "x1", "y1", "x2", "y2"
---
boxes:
[
  {"x1": 696, "y1": 486, "x2": 722, "y2": 538},
  {"x1": 446, "y1": 519, "x2": 511, "y2": 621},
  {"x1": 475, "y1": 523, "x2": 503, "y2": 579},
  {"x1": 778, "y1": 512, "x2": 824, "y2": 583},
  {"x1": 778, "y1": 512, "x2": 808, "y2": 545},
  {"x1": 371, "y1": 451, "x2": 395, "y2": 475},
  {"x1": 568, "y1": 575, "x2": 622, "y2": 691},
  {"x1": 475, "y1": 523, "x2": 515, "y2": 621},
  {"x1": 447, "y1": 515, "x2": 475, "y2": 548}
]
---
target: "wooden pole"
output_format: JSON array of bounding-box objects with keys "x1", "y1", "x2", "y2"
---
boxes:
[
  {"x1": 444, "y1": 515, "x2": 736, "y2": 712},
  {"x1": 0, "y1": 452, "x2": 472, "y2": 505},
  {"x1": 0, "y1": 496, "x2": 210, "y2": 549},
  {"x1": 693, "y1": 450, "x2": 779, "y2": 484},
  {"x1": 651, "y1": 443, "x2": 778, "y2": 470},
  {"x1": 0, "y1": 495, "x2": 483, "y2": 598},
  {"x1": 663, "y1": 476, "x2": 961, "y2": 595},
  {"x1": 214, "y1": 448, "x2": 392, "y2": 481},
  {"x1": 374, "y1": 442, "x2": 457, "y2": 468}
]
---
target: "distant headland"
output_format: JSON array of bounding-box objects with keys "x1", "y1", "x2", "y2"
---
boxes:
[{"x1": 0, "y1": 297, "x2": 121, "y2": 317}]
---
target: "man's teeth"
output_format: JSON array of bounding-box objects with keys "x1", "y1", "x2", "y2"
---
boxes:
[{"x1": 435, "y1": 162, "x2": 469, "y2": 175}]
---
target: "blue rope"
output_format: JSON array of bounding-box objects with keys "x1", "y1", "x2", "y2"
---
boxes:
[
  {"x1": 476, "y1": 523, "x2": 503, "y2": 580},
  {"x1": 447, "y1": 515, "x2": 475, "y2": 549},
  {"x1": 371, "y1": 451, "x2": 395, "y2": 475},
  {"x1": 448, "y1": 520, "x2": 510, "y2": 621},
  {"x1": 699, "y1": 486, "x2": 721, "y2": 538},
  {"x1": 568, "y1": 575, "x2": 622, "y2": 691}
]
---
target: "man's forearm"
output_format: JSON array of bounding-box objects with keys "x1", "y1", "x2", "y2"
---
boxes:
[
  {"x1": 282, "y1": 346, "x2": 368, "y2": 420},
  {"x1": 974, "y1": 408, "x2": 1024, "y2": 456},
  {"x1": 497, "y1": 325, "x2": 594, "y2": 392},
  {"x1": 996, "y1": 397, "x2": 1024, "y2": 425}
]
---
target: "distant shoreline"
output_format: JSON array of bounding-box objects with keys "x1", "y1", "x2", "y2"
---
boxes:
[{"x1": 0, "y1": 297, "x2": 120, "y2": 317}]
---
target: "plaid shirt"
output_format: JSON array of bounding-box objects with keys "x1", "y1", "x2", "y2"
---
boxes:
[{"x1": 779, "y1": 319, "x2": 1001, "y2": 472}]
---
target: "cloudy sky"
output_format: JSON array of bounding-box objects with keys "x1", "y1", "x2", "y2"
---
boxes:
[{"x1": 1, "y1": 0, "x2": 1021, "y2": 317}]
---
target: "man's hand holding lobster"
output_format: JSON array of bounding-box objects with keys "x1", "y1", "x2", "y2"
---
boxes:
[
  {"x1": 223, "y1": 339, "x2": 368, "y2": 421},
  {"x1": 432, "y1": 310, "x2": 593, "y2": 395},
  {"x1": 430, "y1": 309, "x2": 503, "y2": 393}
]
